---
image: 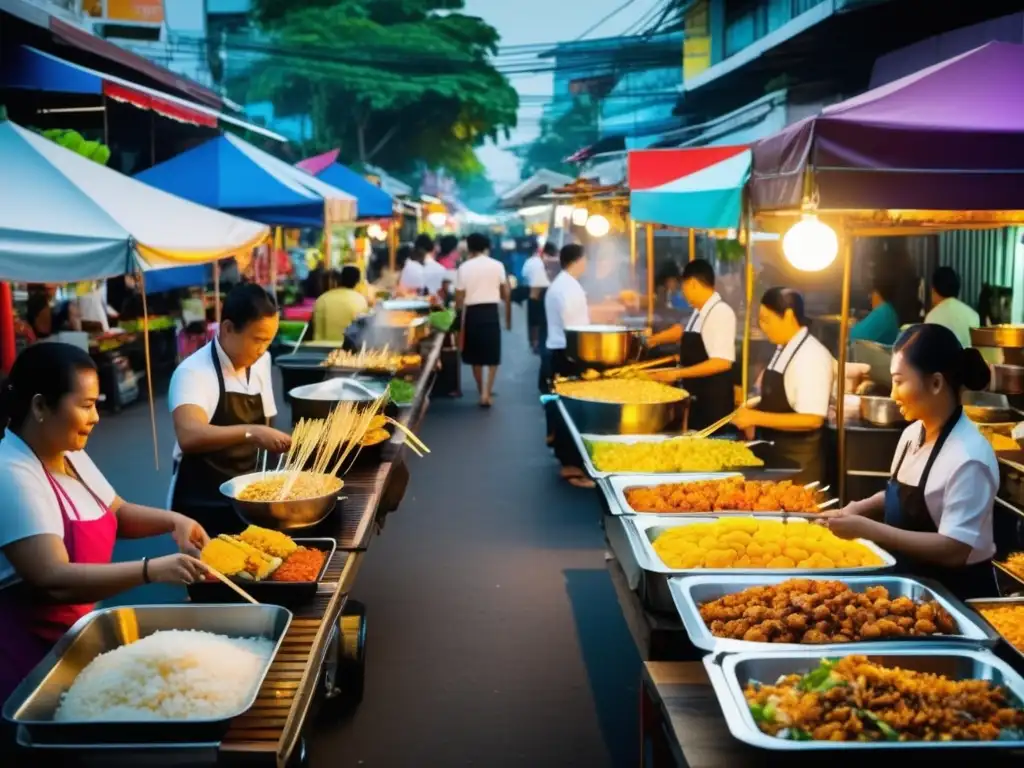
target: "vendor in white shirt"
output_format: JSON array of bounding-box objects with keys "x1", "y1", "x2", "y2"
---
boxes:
[
  {"x1": 523, "y1": 242, "x2": 555, "y2": 352},
  {"x1": 645, "y1": 259, "x2": 737, "y2": 431},
  {"x1": 168, "y1": 284, "x2": 291, "y2": 537},
  {"x1": 732, "y1": 288, "x2": 834, "y2": 485},
  {"x1": 544, "y1": 244, "x2": 593, "y2": 488},
  {"x1": 0, "y1": 343, "x2": 207, "y2": 702},
  {"x1": 398, "y1": 236, "x2": 430, "y2": 296},
  {"x1": 824, "y1": 324, "x2": 997, "y2": 601}
]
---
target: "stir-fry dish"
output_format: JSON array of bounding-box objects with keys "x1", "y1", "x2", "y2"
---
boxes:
[
  {"x1": 626, "y1": 478, "x2": 821, "y2": 513},
  {"x1": 200, "y1": 526, "x2": 327, "y2": 583},
  {"x1": 589, "y1": 437, "x2": 764, "y2": 473},
  {"x1": 322, "y1": 345, "x2": 421, "y2": 371},
  {"x1": 652, "y1": 518, "x2": 882, "y2": 570},
  {"x1": 743, "y1": 656, "x2": 1024, "y2": 742},
  {"x1": 1000, "y1": 551, "x2": 1024, "y2": 582},
  {"x1": 979, "y1": 605, "x2": 1024, "y2": 653},
  {"x1": 554, "y1": 378, "x2": 687, "y2": 404},
  {"x1": 237, "y1": 472, "x2": 342, "y2": 502},
  {"x1": 699, "y1": 579, "x2": 957, "y2": 644}
]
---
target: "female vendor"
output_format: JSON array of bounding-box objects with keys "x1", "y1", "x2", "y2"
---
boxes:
[
  {"x1": 732, "y1": 288, "x2": 834, "y2": 485},
  {"x1": 824, "y1": 324, "x2": 997, "y2": 600},
  {"x1": 0, "y1": 343, "x2": 209, "y2": 701}
]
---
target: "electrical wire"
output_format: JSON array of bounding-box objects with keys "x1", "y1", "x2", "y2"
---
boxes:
[{"x1": 573, "y1": 0, "x2": 638, "y2": 41}]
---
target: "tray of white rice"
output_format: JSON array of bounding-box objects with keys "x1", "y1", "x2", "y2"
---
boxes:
[{"x1": 4, "y1": 603, "x2": 291, "y2": 748}]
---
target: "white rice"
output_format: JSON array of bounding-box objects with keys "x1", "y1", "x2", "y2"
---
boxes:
[{"x1": 54, "y1": 630, "x2": 274, "y2": 722}]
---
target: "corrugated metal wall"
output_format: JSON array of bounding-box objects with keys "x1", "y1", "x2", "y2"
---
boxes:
[{"x1": 937, "y1": 228, "x2": 1020, "y2": 309}]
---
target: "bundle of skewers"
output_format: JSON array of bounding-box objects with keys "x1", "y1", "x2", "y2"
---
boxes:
[
  {"x1": 321, "y1": 343, "x2": 421, "y2": 372},
  {"x1": 553, "y1": 354, "x2": 680, "y2": 384}
]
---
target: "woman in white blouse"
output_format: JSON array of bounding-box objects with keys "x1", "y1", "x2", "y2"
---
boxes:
[
  {"x1": 825, "y1": 324, "x2": 997, "y2": 600},
  {"x1": 0, "y1": 343, "x2": 207, "y2": 701}
]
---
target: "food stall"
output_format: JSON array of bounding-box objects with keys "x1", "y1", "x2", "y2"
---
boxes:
[{"x1": 548, "y1": 43, "x2": 1024, "y2": 765}]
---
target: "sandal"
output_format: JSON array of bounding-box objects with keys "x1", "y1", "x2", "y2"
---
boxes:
[{"x1": 565, "y1": 475, "x2": 596, "y2": 489}]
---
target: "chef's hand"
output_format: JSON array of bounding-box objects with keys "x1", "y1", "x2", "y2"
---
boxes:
[
  {"x1": 825, "y1": 514, "x2": 877, "y2": 541},
  {"x1": 820, "y1": 503, "x2": 858, "y2": 520},
  {"x1": 644, "y1": 368, "x2": 682, "y2": 383},
  {"x1": 249, "y1": 425, "x2": 292, "y2": 453},
  {"x1": 171, "y1": 514, "x2": 209, "y2": 557},
  {"x1": 731, "y1": 407, "x2": 759, "y2": 430},
  {"x1": 148, "y1": 553, "x2": 207, "y2": 585}
]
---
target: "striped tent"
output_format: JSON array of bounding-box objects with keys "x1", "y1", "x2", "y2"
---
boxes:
[{"x1": 628, "y1": 145, "x2": 751, "y2": 230}]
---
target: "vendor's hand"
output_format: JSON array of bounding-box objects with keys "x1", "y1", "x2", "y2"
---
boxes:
[
  {"x1": 644, "y1": 368, "x2": 682, "y2": 383},
  {"x1": 825, "y1": 514, "x2": 876, "y2": 541},
  {"x1": 171, "y1": 514, "x2": 209, "y2": 557},
  {"x1": 731, "y1": 407, "x2": 759, "y2": 431},
  {"x1": 148, "y1": 553, "x2": 207, "y2": 585},
  {"x1": 821, "y1": 503, "x2": 858, "y2": 520},
  {"x1": 249, "y1": 425, "x2": 292, "y2": 453}
]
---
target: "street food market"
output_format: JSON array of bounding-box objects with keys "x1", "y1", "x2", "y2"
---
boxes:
[{"x1": 7, "y1": 7, "x2": 1024, "y2": 767}]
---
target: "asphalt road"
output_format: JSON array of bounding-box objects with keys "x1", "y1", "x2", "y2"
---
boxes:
[{"x1": 85, "y1": 307, "x2": 640, "y2": 766}]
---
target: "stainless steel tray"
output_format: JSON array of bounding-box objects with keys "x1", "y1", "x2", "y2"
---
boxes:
[
  {"x1": 4, "y1": 604, "x2": 292, "y2": 748},
  {"x1": 673, "y1": 574, "x2": 998, "y2": 653},
  {"x1": 704, "y1": 647, "x2": 1024, "y2": 751},
  {"x1": 968, "y1": 596, "x2": 1024, "y2": 667},
  {"x1": 604, "y1": 473, "x2": 826, "y2": 517},
  {"x1": 624, "y1": 515, "x2": 897, "y2": 576}
]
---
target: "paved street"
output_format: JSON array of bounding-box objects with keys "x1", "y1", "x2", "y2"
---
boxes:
[{"x1": 85, "y1": 310, "x2": 640, "y2": 767}]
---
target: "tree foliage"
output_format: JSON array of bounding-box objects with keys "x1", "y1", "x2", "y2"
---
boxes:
[
  {"x1": 239, "y1": 0, "x2": 517, "y2": 182},
  {"x1": 518, "y1": 96, "x2": 600, "y2": 180}
]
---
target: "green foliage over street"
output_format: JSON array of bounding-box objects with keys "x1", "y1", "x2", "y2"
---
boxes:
[{"x1": 518, "y1": 96, "x2": 599, "y2": 180}]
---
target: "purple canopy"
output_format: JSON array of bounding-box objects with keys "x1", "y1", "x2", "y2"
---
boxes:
[{"x1": 751, "y1": 42, "x2": 1024, "y2": 213}]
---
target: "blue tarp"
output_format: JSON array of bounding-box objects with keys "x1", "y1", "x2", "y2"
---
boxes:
[
  {"x1": 315, "y1": 164, "x2": 393, "y2": 218},
  {"x1": 143, "y1": 264, "x2": 210, "y2": 294},
  {"x1": 0, "y1": 44, "x2": 101, "y2": 94}
]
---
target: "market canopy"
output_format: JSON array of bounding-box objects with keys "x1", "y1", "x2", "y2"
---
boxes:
[
  {"x1": 135, "y1": 133, "x2": 357, "y2": 226},
  {"x1": 751, "y1": 42, "x2": 1024, "y2": 213},
  {"x1": 296, "y1": 150, "x2": 394, "y2": 219},
  {"x1": 0, "y1": 120, "x2": 268, "y2": 282},
  {"x1": 628, "y1": 145, "x2": 750, "y2": 230}
]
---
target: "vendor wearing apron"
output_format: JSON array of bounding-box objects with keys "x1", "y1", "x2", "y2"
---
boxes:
[
  {"x1": 824, "y1": 324, "x2": 997, "y2": 601},
  {"x1": 732, "y1": 288, "x2": 834, "y2": 485},
  {"x1": 0, "y1": 343, "x2": 207, "y2": 702},
  {"x1": 169, "y1": 284, "x2": 291, "y2": 538},
  {"x1": 645, "y1": 259, "x2": 737, "y2": 431}
]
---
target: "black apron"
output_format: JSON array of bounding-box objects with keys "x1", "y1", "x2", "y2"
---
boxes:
[
  {"x1": 756, "y1": 332, "x2": 824, "y2": 485},
  {"x1": 680, "y1": 298, "x2": 734, "y2": 431},
  {"x1": 545, "y1": 348, "x2": 585, "y2": 468},
  {"x1": 171, "y1": 343, "x2": 265, "y2": 537},
  {"x1": 884, "y1": 408, "x2": 996, "y2": 601}
]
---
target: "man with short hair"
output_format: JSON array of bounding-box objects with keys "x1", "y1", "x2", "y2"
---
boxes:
[
  {"x1": 425, "y1": 234, "x2": 454, "y2": 299},
  {"x1": 645, "y1": 258, "x2": 738, "y2": 430},
  {"x1": 925, "y1": 266, "x2": 980, "y2": 348},
  {"x1": 522, "y1": 241, "x2": 555, "y2": 352},
  {"x1": 399, "y1": 234, "x2": 431, "y2": 294},
  {"x1": 311, "y1": 265, "x2": 369, "y2": 342}
]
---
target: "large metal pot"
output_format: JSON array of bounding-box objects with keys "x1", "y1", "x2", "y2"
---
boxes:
[
  {"x1": 963, "y1": 391, "x2": 1023, "y2": 424},
  {"x1": 558, "y1": 393, "x2": 689, "y2": 435},
  {"x1": 288, "y1": 378, "x2": 395, "y2": 424},
  {"x1": 564, "y1": 325, "x2": 643, "y2": 367},
  {"x1": 991, "y1": 364, "x2": 1024, "y2": 395},
  {"x1": 971, "y1": 325, "x2": 1024, "y2": 349},
  {"x1": 356, "y1": 316, "x2": 429, "y2": 352},
  {"x1": 859, "y1": 395, "x2": 906, "y2": 427}
]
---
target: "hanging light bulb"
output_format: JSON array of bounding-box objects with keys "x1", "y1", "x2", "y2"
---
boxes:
[
  {"x1": 571, "y1": 207, "x2": 589, "y2": 227},
  {"x1": 782, "y1": 214, "x2": 838, "y2": 272},
  {"x1": 584, "y1": 214, "x2": 610, "y2": 238},
  {"x1": 366, "y1": 223, "x2": 386, "y2": 241}
]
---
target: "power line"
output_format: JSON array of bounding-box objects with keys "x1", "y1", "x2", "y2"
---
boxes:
[{"x1": 573, "y1": 0, "x2": 638, "y2": 42}]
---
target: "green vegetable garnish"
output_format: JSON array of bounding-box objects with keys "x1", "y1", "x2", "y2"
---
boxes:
[
  {"x1": 389, "y1": 379, "x2": 416, "y2": 404},
  {"x1": 859, "y1": 710, "x2": 899, "y2": 741}
]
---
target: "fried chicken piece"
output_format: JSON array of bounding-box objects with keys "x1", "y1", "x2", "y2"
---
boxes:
[
  {"x1": 889, "y1": 596, "x2": 915, "y2": 616},
  {"x1": 785, "y1": 613, "x2": 809, "y2": 632},
  {"x1": 914, "y1": 618, "x2": 937, "y2": 635},
  {"x1": 802, "y1": 629, "x2": 830, "y2": 644}
]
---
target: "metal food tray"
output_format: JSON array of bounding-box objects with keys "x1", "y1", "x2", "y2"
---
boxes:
[
  {"x1": 673, "y1": 574, "x2": 998, "y2": 653},
  {"x1": 603, "y1": 473, "x2": 828, "y2": 518},
  {"x1": 4, "y1": 604, "x2": 292, "y2": 749},
  {"x1": 968, "y1": 596, "x2": 1024, "y2": 667},
  {"x1": 704, "y1": 647, "x2": 1024, "y2": 751},
  {"x1": 623, "y1": 516, "x2": 895, "y2": 613},
  {"x1": 566, "y1": 422, "x2": 800, "y2": 481},
  {"x1": 187, "y1": 538, "x2": 337, "y2": 606}
]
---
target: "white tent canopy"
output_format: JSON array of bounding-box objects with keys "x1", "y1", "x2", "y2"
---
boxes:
[{"x1": 0, "y1": 120, "x2": 269, "y2": 282}]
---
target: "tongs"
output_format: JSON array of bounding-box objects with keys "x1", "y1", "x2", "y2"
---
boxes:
[
  {"x1": 604, "y1": 354, "x2": 679, "y2": 378},
  {"x1": 692, "y1": 397, "x2": 762, "y2": 440}
]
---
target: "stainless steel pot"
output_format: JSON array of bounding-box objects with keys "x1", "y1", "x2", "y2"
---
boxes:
[
  {"x1": 991, "y1": 363, "x2": 1024, "y2": 395},
  {"x1": 358, "y1": 316, "x2": 429, "y2": 352},
  {"x1": 859, "y1": 395, "x2": 906, "y2": 427},
  {"x1": 963, "y1": 391, "x2": 1024, "y2": 424},
  {"x1": 558, "y1": 393, "x2": 689, "y2": 435},
  {"x1": 288, "y1": 378, "x2": 395, "y2": 423},
  {"x1": 220, "y1": 471, "x2": 340, "y2": 531},
  {"x1": 971, "y1": 325, "x2": 1024, "y2": 349},
  {"x1": 564, "y1": 325, "x2": 643, "y2": 366}
]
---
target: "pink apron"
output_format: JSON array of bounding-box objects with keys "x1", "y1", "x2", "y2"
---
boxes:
[{"x1": 0, "y1": 458, "x2": 118, "y2": 704}]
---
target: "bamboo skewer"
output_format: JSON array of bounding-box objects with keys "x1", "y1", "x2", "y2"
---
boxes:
[
  {"x1": 195, "y1": 559, "x2": 259, "y2": 604},
  {"x1": 605, "y1": 354, "x2": 679, "y2": 378}
]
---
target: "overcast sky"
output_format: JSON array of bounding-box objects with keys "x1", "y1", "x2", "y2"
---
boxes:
[{"x1": 462, "y1": 0, "x2": 665, "y2": 193}]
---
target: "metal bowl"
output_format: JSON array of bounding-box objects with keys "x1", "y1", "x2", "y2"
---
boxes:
[
  {"x1": 990, "y1": 363, "x2": 1024, "y2": 395},
  {"x1": 559, "y1": 392, "x2": 689, "y2": 434},
  {"x1": 859, "y1": 395, "x2": 906, "y2": 427},
  {"x1": 220, "y1": 471, "x2": 340, "y2": 531},
  {"x1": 288, "y1": 377, "x2": 394, "y2": 423},
  {"x1": 564, "y1": 325, "x2": 643, "y2": 366},
  {"x1": 971, "y1": 325, "x2": 1024, "y2": 349}
]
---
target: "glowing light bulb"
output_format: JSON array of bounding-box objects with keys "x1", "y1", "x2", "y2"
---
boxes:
[
  {"x1": 366, "y1": 223, "x2": 385, "y2": 240},
  {"x1": 584, "y1": 214, "x2": 610, "y2": 238},
  {"x1": 571, "y1": 207, "x2": 589, "y2": 227},
  {"x1": 782, "y1": 214, "x2": 838, "y2": 272},
  {"x1": 427, "y1": 211, "x2": 447, "y2": 228}
]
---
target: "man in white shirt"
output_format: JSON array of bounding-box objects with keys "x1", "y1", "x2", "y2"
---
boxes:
[
  {"x1": 925, "y1": 266, "x2": 980, "y2": 348},
  {"x1": 77, "y1": 281, "x2": 117, "y2": 332},
  {"x1": 398, "y1": 234, "x2": 430, "y2": 295},
  {"x1": 543, "y1": 244, "x2": 594, "y2": 488},
  {"x1": 455, "y1": 233, "x2": 510, "y2": 407},
  {"x1": 426, "y1": 234, "x2": 457, "y2": 301},
  {"x1": 168, "y1": 284, "x2": 291, "y2": 536},
  {"x1": 523, "y1": 242, "x2": 554, "y2": 352}
]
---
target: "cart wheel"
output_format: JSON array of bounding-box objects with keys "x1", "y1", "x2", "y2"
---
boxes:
[{"x1": 337, "y1": 600, "x2": 367, "y2": 706}]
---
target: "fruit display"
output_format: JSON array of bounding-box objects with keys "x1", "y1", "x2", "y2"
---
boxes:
[
  {"x1": 625, "y1": 478, "x2": 821, "y2": 514},
  {"x1": 589, "y1": 437, "x2": 764, "y2": 473},
  {"x1": 651, "y1": 518, "x2": 883, "y2": 570},
  {"x1": 200, "y1": 526, "x2": 327, "y2": 583},
  {"x1": 978, "y1": 605, "x2": 1024, "y2": 653},
  {"x1": 699, "y1": 578, "x2": 957, "y2": 644},
  {"x1": 743, "y1": 656, "x2": 1024, "y2": 742},
  {"x1": 554, "y1": 378, "x2": 687, "y2": 404}
]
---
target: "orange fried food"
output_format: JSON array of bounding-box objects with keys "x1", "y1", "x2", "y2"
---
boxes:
[
  {"x1": 270, "y1": 547, "x2": 326, "y2": 582},
  {"x1": 625, "y1": 477, "x2": 821, "y2": 514},
  {"x1": 698, "y1": 578, "x2": 958, "y2": 644}
]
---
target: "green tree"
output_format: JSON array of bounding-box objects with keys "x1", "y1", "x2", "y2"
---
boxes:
[
  {"x1": 518, "y1": 96, "x2": 600, "y2": 180},
  {"x1": 239, "y1": 0, "x2": 517, "y2": 180}
]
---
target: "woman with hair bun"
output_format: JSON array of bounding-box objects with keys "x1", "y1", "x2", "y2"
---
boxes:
[{"x1": 825, "y1": 323, "x2": 998, "y2": 599}]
